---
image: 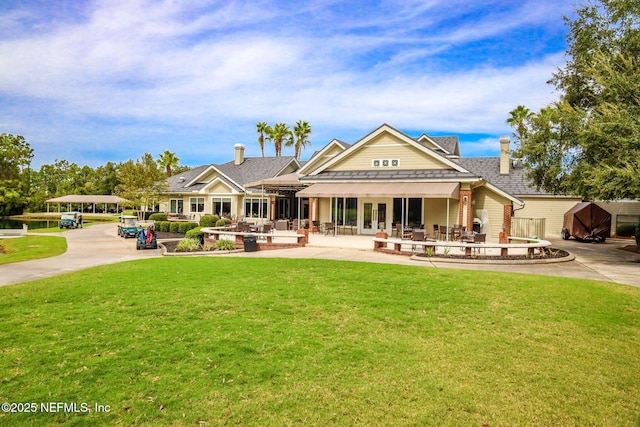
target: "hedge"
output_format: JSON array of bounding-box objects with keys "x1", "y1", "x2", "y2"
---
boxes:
[
  {"x1": 185, "y1": 227, "x2": 203, "y2": 240},
  {"x1": 149, "y1": 213, "x2": 168, "y2": 222},
  {"x1": 169, "y1": 222, "x2": 181, "y2": 233},
  {"x1": 215, "y1": 218, "x2": 232, "y2": 227},
  {"x1": 200, "y1": 215, "x2": 220, "y2": 227},
  {"x1": 178, "y1": 222, "x2": 199, "y2": 234}
]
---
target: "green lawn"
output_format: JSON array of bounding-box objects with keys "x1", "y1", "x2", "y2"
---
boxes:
[
  {"x1": 1, "y1": 258, "x2": 639, "y2": 426},
  {"x1": 0, "y1": 235, "x2": 67, "y2": 264}
]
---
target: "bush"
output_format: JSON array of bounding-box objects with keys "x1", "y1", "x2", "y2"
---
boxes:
[
  {"x1": 178, "y1": 222, "x2": 199, "y2": 234},
  {"x1": 185, "y1": 227, "x2": 203, "y2": 240},
  {"x1": 200, "y1": 215, "x2": 220, "y2": 227},
  {"x1": 215, "y1": 239, "x2": 236, "y2": 250},
  {"x1": 616, "y1": 224, "x2": 637, "y2": 237},
  {"x1": 175, "y1": 238, "x2": 201, "y2": 252},
  {"x1": 161, "y1": 221, "x2": 172, "y2": 232},
  {"x1": 169, "y1": 222, "x2": 181, "y2": 233},
  {"x1": 635, "y1": 223, "x2": 640, "y2": 247},
  {"x1": 215, "y1": 218, "x2": 232, "y2": 227},
  {"x1": 149, "y1": 213, "x2": 168, "y2": 222}
]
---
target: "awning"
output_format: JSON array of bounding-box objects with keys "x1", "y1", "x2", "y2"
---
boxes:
[
  {"x1": 296, "y1": 182, "x2": 460, "y2": 199},
  {"x1": 46, "y1": 195, "x2": 129, "y2": 204}
]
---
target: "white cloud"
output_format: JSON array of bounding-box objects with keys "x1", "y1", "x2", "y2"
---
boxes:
[{"x1": 0, "y1": 0, "x2": 573, "y2": 166}]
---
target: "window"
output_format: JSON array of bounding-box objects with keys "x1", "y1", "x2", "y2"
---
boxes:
[
  {"x1": 190, "y1": 197, "x2": 205, "y2": 213},
  {"x1": 245, "y1": 198, "x2": 268, "y2": 218},
  {"x1": 331, "y1": 197, "x2": 357, "y2": 225},
  {"x1": 170, "y1": 199, "x2": 183, "y2": 214},
  {"x1": 372, "y1": 159, "x2": 400, "y2": 168},
  {"x1": 212, "y1": 197, "x2": 231, "y2": 217}
]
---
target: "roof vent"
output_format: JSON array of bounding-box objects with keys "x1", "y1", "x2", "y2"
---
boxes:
[{"x1": 179, "y1": 177, "x2": 185, "y2": 182}]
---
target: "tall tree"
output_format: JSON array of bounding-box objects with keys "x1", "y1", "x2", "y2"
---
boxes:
[
  {"x1": 116, "y1": 153, "x2": 167, "y2": 218},
  {"x1": 256, "y1": 122, "x2": 269, "y2": 157},
  {"x1": 0, "y1": 133, "x2": 34, "y2": 215},
  {"x1": 157, "y1": 150, "x2": 180, "y2": 177},
  {"x1": 505, "y1": 105, "x2": 533, "y2": 147},
  {"x1": 512, "y1": 0, "x2": 640, "y2": 200},
  {"x1": 289, "y1": 120, "x2": 312, "y2": 160},
  {"x1": 268, "y1": 122, "x2": 292, "y2": 157}
]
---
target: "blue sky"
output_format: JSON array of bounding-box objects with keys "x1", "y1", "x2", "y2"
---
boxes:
[{"x1": 0, "y1": 0, "x2": 575, "y2": 168}]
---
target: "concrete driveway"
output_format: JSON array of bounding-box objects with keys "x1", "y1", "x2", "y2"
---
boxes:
[
  {"x1": 0, "y1": 223, "x2": 161, "y2": 287},
  {"x1": 1, "y1": 224, "x2": 638, "y2": 288}
]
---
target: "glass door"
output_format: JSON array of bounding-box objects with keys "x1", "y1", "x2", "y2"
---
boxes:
[{"x1": 362, "y1": 200, "x2": 389, "y2": 235}]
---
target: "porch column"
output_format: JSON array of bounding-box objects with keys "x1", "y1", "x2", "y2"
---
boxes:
[
  {"x1": 270, "y1": 199, "x2": 276, "y2": 221},
  {"x1": 458, "y1": 189, "x2": 473, "y2": 231},
  {"x1": 503, "y1": 204, "x2": 513, "y2": 236}
]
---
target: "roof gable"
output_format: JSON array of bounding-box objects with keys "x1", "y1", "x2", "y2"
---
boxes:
[
  {"x1": 307, "y1": 124, "x2": 468, "y2": 175},
  {"x1": 298, "y1": 139, "x2": 350, "y2": 175}
]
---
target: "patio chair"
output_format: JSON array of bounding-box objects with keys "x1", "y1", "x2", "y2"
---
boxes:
[
  {"x1": 433, "y1": 224, "x2": 440, "y2": 239},
  {"x1": 312, "y1": 220, "x2": 321, "y2": 233},
  {"x1": 411, "y1": 229, "x2": 426, "y2": 252},
  {"x1": 324, "y1": 222, "x2": 335, "y2": 236},
  {"x1": 452, "y1": 224, "x2": 463, "y2": 240},
  {"x1": 440, "y1": 225, "x2": 448, "y2": 240},
  {"x1": 473, "y1": 233, "x2": 486, "y2": 254}
]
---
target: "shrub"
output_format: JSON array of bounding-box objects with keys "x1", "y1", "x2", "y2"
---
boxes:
[
  {"x1": 158, "y1": 221, "x2": 171, "y2": 232},
  {"x1": 200, "y1": 215, "x2": 220, "y2": 227},
  {"x1": 169, "y1": 222, "x2": 181, "y2": 233},
  {"x1": 636, "y1": 223, "x2": 640, "y2": 248},
  {"x1": 178, "y1": 222, "x2": 199, "y2": 234},
  {"x1": 185, "y1": 227, "x2": 203, "y2": 240},
  {"x1": 149, "y1": 213, "x2": 167, "y2": 222},
  {"x1": 215, "y1": 239, "x2": 236, "y2": 250},
  {"x1": 616, "y1": 224, "x2": 637, "y2": 237},
  {"x1": 175, "y1": 238, "x2": 201, "y2": 252},
  {"x1": 215, "y1": 218, "x2": 232, "y2": 227}
]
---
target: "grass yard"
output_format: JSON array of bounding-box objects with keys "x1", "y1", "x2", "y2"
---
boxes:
[
  {"x1": 0, "y1": 257, "x2": 639, "y2": 426},
  {"x1": 0, "y1": 236, "x2": 67, "y2": 265}
]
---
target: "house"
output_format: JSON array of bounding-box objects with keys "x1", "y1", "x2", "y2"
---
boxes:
[{"x1": 161, "y1": 124, "x2": 639, "y2": 239}]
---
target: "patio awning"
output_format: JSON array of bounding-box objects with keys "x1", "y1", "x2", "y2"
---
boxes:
[{"x1": 296, "y1": 182, "x2": 460, "y2": 199}]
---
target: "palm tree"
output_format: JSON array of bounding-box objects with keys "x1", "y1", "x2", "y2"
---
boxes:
[
  {"x1": 157, "y1": 150, "x2": 179, "y2": 177},
  {"x1": 289, "y1": 120, "x2": 312, "y2": 160},
  {"x1": 506, "y1": 105, "x2": 533, "y2": 145},
  {"x1": 256, "y1": 121, "x2": 268, "y2": 157},
  {"x1": 268, "y1": 122, "x2": 291, "y2": 157}
]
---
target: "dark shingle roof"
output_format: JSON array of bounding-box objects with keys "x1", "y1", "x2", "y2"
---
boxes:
[
  {"x1": 458, "y1": 157, "x2": 551, "y2": 196},
  {"x1": 165, "y1": 157, "x2": 298, "y2": 193},
  {"x1": 301, "y1": 169, "x2": 478, "y2": 182}
]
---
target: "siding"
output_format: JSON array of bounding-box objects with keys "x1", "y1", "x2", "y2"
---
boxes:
[
  {"x1": 330, "y1": 133, "x2": 451, "y2": 171},
  {"x1": 595, "y1": 200, "x2": 640, "y2": 235},
  {"x1": 423, "y1": 199, "x2": 460, "y2": 238},
  {"x1": 473, "y1": 187, "x2": 510, "y2": 240},
  {"x1": 516, "y1": 197, "x2": 581, "y2": 237}
]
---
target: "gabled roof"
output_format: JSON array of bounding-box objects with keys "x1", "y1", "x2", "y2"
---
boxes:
[
  {"x1": 415, "y1": 134, "x2": 460, "y2": 157},
  {"x1": 308, "y1": 123, "x2": 468, "y2": 176},
  {"x1": 298, "y1": 139, "x2": 351, "y2": 175},
  {"x1": 165, "y1": 156, "x2": 300, "y2": 194},
  {"x1": 458, "y1": 157, "x2": 554, "y2": 197}
]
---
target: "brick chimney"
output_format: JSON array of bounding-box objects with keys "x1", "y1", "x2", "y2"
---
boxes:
[
  {"x1": 499, "y1": 136, "x2": 510, "y2": 175},
  {"x1": 234, "y1": 144, "x2": 245, "y2": 165}
]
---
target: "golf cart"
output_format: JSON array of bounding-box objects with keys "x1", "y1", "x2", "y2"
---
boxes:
[
  {"x1": 136, "y1": 223, "x2": 157, "y2": 250},
  {"x1": 118, "y1": 215, "x2": 139, "y2": 238},
  {"x1": 60, "y1": 212, "x2": 83, "y2": 229}
]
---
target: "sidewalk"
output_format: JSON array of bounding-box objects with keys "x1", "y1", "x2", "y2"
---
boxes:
[{"x1": 1, "y1": 225, "x2": 638, "y2": 288}]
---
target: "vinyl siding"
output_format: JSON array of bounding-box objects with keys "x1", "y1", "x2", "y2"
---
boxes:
[
  {"x1": 330, "y1": 133, "x2": 451, "y2": 171},
  {"x1": 472, "y1": 187, "x2": 510, "y2": 240},
  {"x1": 516, "y1": 197, "x2": 582, "y2": 237},
  {"x1": 595, "y1": 201, "x2": 640, "y2": 235}
]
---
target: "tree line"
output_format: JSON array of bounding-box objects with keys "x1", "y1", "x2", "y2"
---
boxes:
[
  {"x1": 506, "y1": 0, "x2": 639, "y2": 201},
  {"x1": 0, "y1": 135, "x2": 188, "y2": 216}
]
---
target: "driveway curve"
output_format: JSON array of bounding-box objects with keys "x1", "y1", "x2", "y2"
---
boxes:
[{"x1": 0, "y1": 223, "x2": 161, "y2": 287}]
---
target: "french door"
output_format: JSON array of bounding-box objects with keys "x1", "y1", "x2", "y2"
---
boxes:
[{"x1": 362, "y1": 199, "x2": 389, "y2": 235}]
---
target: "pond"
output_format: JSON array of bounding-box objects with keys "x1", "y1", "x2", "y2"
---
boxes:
[{"x1": 0, "y1": 219, "x2": 60, "y2": 230}]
